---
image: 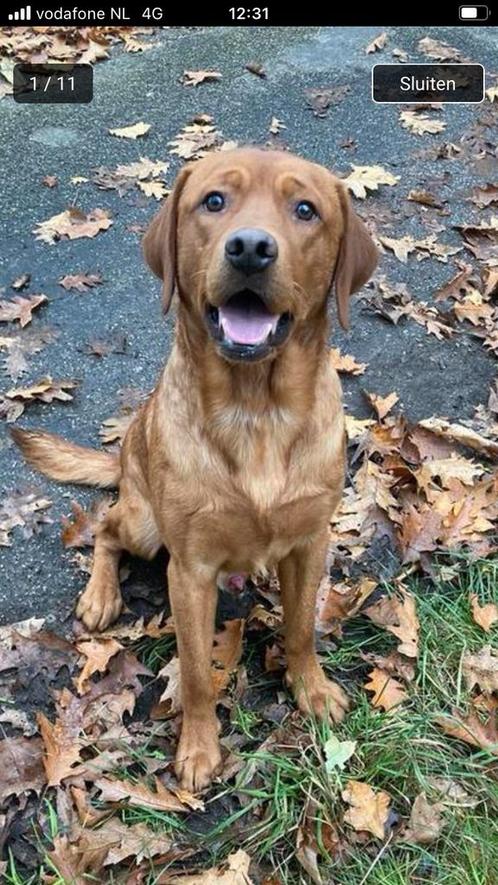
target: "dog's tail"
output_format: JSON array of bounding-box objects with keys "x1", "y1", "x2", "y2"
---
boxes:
[{"x1": 10, "y1": 428, "x2": 121, "y2": 489}]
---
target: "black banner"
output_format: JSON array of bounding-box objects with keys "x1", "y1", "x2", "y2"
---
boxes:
[{"x1": 0, "y1": 1, "x2": 496, "y2": 28}]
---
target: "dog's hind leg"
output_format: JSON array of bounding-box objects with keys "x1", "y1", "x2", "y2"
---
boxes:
[{"x1": 76, "y1": 487, "x2": 161, "y2": 632}]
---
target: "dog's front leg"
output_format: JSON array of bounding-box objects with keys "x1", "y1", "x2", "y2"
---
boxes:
[
  {"x1": 279, "y1": 532, "x2": 349, "y2": 724},
  {"x1": 167, "y1": 557, "x2": 222, "y2": 791}
]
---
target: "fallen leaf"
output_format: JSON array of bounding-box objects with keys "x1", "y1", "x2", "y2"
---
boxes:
[
  {"x1": 463, "y1": 646, "x2": 498, "y2": 694},
  {"x1": 470, "y1": 184, "x2": 498, "y2": 209},
  {"x1": 0, "y1": 736, "x2": 45, "y2": 803},
  {"x1": 342, "y1": 780, "x2": 391, "y2": 840},
  {"x1": 365, "y1": 591, "x2": 419, "y2": 658},
  {"x1": 99, "y1": 412, "x2": 135, "y2": 444},
  {"x1": 38, "y1": 709, "x2": 83, "y2": 785},
  {"x1": 42, "y1": 174, "x2": 58, "y2": 188},
  {"x1": 269, "y1": 116, "x2": 286, "y2": 135},
  {"x1": 138, "y1": 179, "x2": 168, "y2": 200},
  {"x1": 470, "y1": 594, "x2": 498, "y2": 633},
  {"x1": 6, "y1": 376, "x2": 77, "y2": 405},
  {"x1": 486, "y1": 85, "x2": 498, "y2": 102},
  {"x1": 418, "y1": 417, "x2": 498, "y2": 460},
  {"x1": 34, "y1": 208, "x2": 112, "y2": 245},
  {"x1": 0, "y1": 489, "x2": 52, "y2": 546},
  {"x1": 162, "y1": 849, "x2": 253, "y2": 884},
  {"x1": 59, "y1": 273, "x2": 103, "y2": 292},
  {"x1": 155, "y1": 656, "x2": 182, "y2": 718},
  {"x1": 329, "y1": 348, "x2": 367, "y2": 375},
  {"x1": 95, "y1": 775, "x2": 203, "y2": 813},
  {"x1": 10, "y1": 272, "x2": 31, "y2": 291},
  {"x1": 324, "y1": 735, "x2": 357, "y2": 772},
  {"x1": 366, "y1": 391, "x2": 399, "y2": 420},
  {"x1": 402, "y1": 793, "x2": 445, "y2": 844},
  {"x1": 182, "y1": 70, "x2": 222, "y2": 87},
  {"x1": 343, "y1": 165, "x2": 399, "y2": 199},
  {"x1": 109, "y1": 121, "x2": 151, "y2": 139},
  {"x1": 400, "y1": 111, "x2": 446, "y2": 136},
  {"x1": 365, "y1": 32, "x2": 388, "y2": 54},
  {"x1": 46, "y1": 834, "x2": 108, "y2": 884},
  {"x1": 61, "y1": 498, "x2": 113, "y2": 548},
  {"x1": 364, "y1": 668, "x2": 408, "y2": 711},
  {"x1": 436, "y1": 707, "x2": 498, "y2": 755},
  {"x1": 418, "y1": 36, "x2": 464, "y2": 62},
  {"x1": 0, "y1": 294, "x2": 47, "y2": 327},
  {"x1": 305, "y1": 85, "x2": 350, "y2": 117},
  {"x1": 168, "y1": 121, "x2": 221, "y2": 161},
  {"x1": 407, "y1": 189, "x2": 442, "y2": 208},
  {"x1": 75, "y1": 637, "x2": 124, "y2": 694}
]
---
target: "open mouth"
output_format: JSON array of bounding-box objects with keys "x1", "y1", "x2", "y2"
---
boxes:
[{"x1": 206, "y1": 290, "x2": 293, "y2": 362}]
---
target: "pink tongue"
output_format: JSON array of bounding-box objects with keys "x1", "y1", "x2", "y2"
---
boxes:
[{"x1": 219, "y1": 302, "x2": 277, "y2": 345}]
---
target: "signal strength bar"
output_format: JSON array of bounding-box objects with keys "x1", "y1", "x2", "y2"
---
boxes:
[{"x1": 8, "y1": 5, "x2": 32, "y2": 20}]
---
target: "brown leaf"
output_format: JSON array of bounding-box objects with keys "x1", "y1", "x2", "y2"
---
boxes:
[
  {"x1": 245, "y1": 61, "x2": 266, "y2": 78},
  {"x1": 470, "y1": 184, "x2": 498, "y2": 209},
  {"x1": 161, "y1": 849, "x2": 253, "y2": 884},
  {"x1": 402, "y1": 793, "x2": 445, "y2": 844},
  {"x1": 0, "y1": 489, "x2": 52, "y2": 546},
  {"x1": 82, "y1": 334, "x2": 127, "y2": 358},
  {"x1": 213, "y1": 619, "x2": 245, "y2": 671},
  {"x1": 417, "y1": 417, "x2": 498, "y2": 459},
  {"x1": 75, "y1": 637, "x2": 123, "y2": 694},
  {"x1": 463, "y1": 645, "x2": 498, "y2": 694},
  {"x1": 329, "y1": 348, "x2": 367, "y2": 375},
  {"x1": 364, "y1": 668, "x2": 408, "y2": 711},
  {"x1": 342, "y1": 780, "x2": 391, "y2": 840},
  {"x1": 269, "y1": 116, "x2": 286, "y2": 135},
  {"x1": 6, "y1": 376, "x2": 77, "y2": 405},
  {"x1": 59, "y1": 272, "x2": 103, "y2": 292},
  {"x1": 436, "y1": 707, "x2": 498, "y2": 754},
  {"x1": 407, "y1": 190, "x2": 442, "y2": 208},
  {"x1": 61, "y1": 498, "x2": 113, "y2": 548},
  {"x1": 168, "y1": 122, "x2": 222, "y2": 161},
  {"x1": 470, "y1": 594, "x2": 498, "y2": 633},
  {"x1": 42, "y1": 174, "x2": 58, "y2": 188},
  {"x1": 418, "y1": 36, "x2": 464, "y2": 62},
  {"x1": 38, "y1": 709, "x2": 83, "y2": 786},
  {"x1": 400, "y1": 111, "x2": 446, "y2": 136},
  {"x1": 365, "y1": 591, "x2": 419, "y2": 658},
  {"x1": 0, "y1": 623, "x2": 75, "y2": 678},
  {"x1": 305, "y1": 85, "x2": 350, "y2": 117},
  {"x1": 99, "y1": 411, "x2": 135, "y2": 444},
  {"x1": 95, "y1": 775, "x2": 204, "y2": 813},
  {"x1": 46, "y1": 834, "x2": 108, "y2": 885},
  {"x1": 154, "y1": 656, "x2": 182, "y2": 718},
  {"x1": 365, "y1": 32, "x2": 388, "y2": 54},
  {"x1": 10, "y1": 272, "x2": 31, "y2": 291},
  {"x1": 33, "y1": 208, "x2": 112, "y2": 244},
  {"x1": 109, "y1": 121, "x2": 151, "y2": 139},
  {"x1": 182, "y1": 70, "x2": 222, "y2": 87},
  {"x1": 0, "y1": 736, "x2": 45, "y2": 803},
  {"x1": 344, "y1": 165, "x2": 399, "y2": 199},
  {"x1": 0, "y1": 293, "x2": 47, "y2": 327},
  {"x1": 366, "y1": 391, "x2": 399, "y2": 420}
]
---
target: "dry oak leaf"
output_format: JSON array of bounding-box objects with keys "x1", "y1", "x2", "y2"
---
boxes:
[
  {"x1": 463, "y1": 645, "x2": 498, "y2": 694},
  {"x1": 155, "y1": 656, "x2": 182, "y2": 718},
  {"x1": 342, "y1": 780, "x2": 391, "y2": 840},
  {"x1": 470, "y1": 594, "x2": 498, "y2": 633},
  {"x1": 59, "y1": 273, "x2": 103, "y2": 292},
  {"x1": 343, "y1": 164, "x2": 399, "y2": 199},
  {"x1": 6, "y1": 376, "x2": 77, "y2": 404},
  {"x1": 486, "y1": 85, "x2": 498, "y2": 102},
  {"x1": 11, "y1": 272, "x2": 31, "y2": 290},
  {"x1": 364, "y1": 667, "x2": 408, "y2": 711},
  {"x1": 46, "y1": 833, "x2": 108, "y2": 885},
  {"x1": 84, "y1": 817, "x2": 173, "y2": 866},
  {"x1": 418, "y1": 36, "x2": 463, "y2": 62},
  {"x1": 0, "y1": 489, "x2": 52, "y2": 546},
  {"x1": 162, "y1": 850, "x2": 253, "y2": 884},
  {"x1": 34, "y1": 208, "x2": 112, "y2": 244},
  {"x1": 418, "y1": 417, "x2": 498, "y2": 460},
  {"x1": 365, "y1": 32, "x2": 388, "y2": 54},
  {"x1": 0, "y1": 736, "x2": 45, "y2": 803},
  {"x1": 75, "y1": 637, "x2": 123, "y2": 694},
  {"x1": 366, "y1": 391, "x2": 399, "y2": 420},
  {"x1": 37, "y1": 710, "x2": 82, "y2": 786},
  {"x1": 329, "y1": 347, "x2": 367, "y2": 375},
  {"x1": 182, "y1": 69, "x2": 222, "y2": 86},
  {"x1": 0, "y1": 293, "x2": 47, "y2": 327},
  {"x1": 436, "y1": 708, "x2": 498, "y2": 754},
  {"x1": 138, "y1": 179, "x2": 169, "y2": 200},
  {"x1": 168, "y1": 122, "x2": 221, "y2": 161},
  {"x1": 365, "y1": 591, "x2": 419, "y2": 658},
  {"x1": 109, "y1": 121, "x2": 151, "y2": 139},
  {"x1": 399, "y1": 111, "x2": 446, "y2": 136},
  {"x1": 470, "y1": 184, "x2": 498, "y2": 209},
  {"x1": 269, "y1": 116, "x2": 286, "y2": 135},
  {"x1": 99, "y1": 412, "x2": 135, "y2": 445},
  {"x1": 95, "y1": 775, "x2": 204, "y2": 813},
  {"x1": 317, "y1": 576, "x2": 377, "y2": 629},
  {"x1": 402, "y1": 793, "x2": 445, "y2": 845},
  {"x1": 61, "y1": 498, "x2": 113, "y2": 548}
]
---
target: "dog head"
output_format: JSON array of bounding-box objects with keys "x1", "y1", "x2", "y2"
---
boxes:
[{"x1": 143, "y1": 147, "x2": 377, "y2": 363}]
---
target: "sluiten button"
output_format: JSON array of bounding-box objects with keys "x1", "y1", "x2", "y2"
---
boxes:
[
  {"x1": 372, "y1": 64, "x2": 485, "y2": 104},
  {"x1": 459, "y1": 5, "x2": 489, "y2": 19}
]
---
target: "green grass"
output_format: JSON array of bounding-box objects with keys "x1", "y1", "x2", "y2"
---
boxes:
[{"x1": 26, "y1": 556, "x2": 498, "y2": 885}]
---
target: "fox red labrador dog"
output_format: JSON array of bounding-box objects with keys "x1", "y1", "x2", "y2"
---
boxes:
[{"x1": 13, "y1": 147, "x2": 378, "y2": 790}]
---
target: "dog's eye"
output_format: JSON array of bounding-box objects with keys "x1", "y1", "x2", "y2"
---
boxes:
[
  {"x1": 295, "y1": 200, "x2": 317, "y2": 221},
  {"x1": 203, "y1": 192, "x2": 225, "y2": 212}
]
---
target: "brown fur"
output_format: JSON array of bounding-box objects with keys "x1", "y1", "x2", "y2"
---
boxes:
[{"x1": 12, "y1": 148, "x2": 378, "y2": 791}]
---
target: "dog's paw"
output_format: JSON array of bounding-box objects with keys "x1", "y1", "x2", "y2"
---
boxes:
[
  {"x1": 175, "y1": 719, "x2": 222, "y2": 792},
  {"x1": 286, "y1": 659, "x2": 349, "y2": 724},
  {"x1": 76, "y1": 580, "x2": 122, "y2": 632}
]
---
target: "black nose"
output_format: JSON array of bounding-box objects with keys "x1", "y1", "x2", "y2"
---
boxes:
[{"x1": 225, "y1": 228, "x2": 278, "y2": 275}]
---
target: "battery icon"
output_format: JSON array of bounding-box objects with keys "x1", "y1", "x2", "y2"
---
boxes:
[{"x1": 459, "y1": 5, "x2": 489, "y2": 18}]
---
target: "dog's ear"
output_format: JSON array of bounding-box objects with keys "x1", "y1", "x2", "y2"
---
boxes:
[
  {"x1": 142, "y1": 166, "x2": 191, "y2": 313},
  {"x1": 332, "y1": 184, "x2": 378, "y2": 330}
]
